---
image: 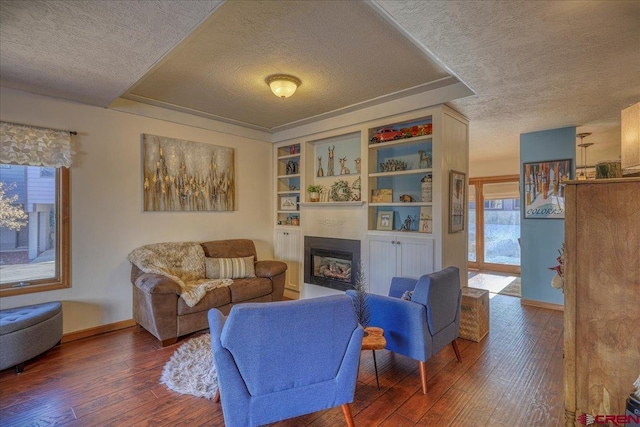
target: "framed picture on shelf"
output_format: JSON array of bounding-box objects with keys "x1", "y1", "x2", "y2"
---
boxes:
[
  {"x1": 376, "y1": 211, "x2": 394, "y2": 231},
  {"x1": 449, "y1": 170, "x2": 466, "y2": 233},
  {"x1": 522, "y1": 159, "x2": 572, "y2": 219},
  {"x1": 371, "y1": 189, "x2": 392, "y2": 203},
  {"x1": 280, "y1": 196, "x2": 298, "y2": 211},
  {"x1": 419, "y1": 206, "x2": 433, "y2": 233}
]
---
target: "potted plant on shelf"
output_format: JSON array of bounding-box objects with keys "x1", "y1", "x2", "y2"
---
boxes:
[{"x1": 307, "y1": 184, "x2": 324, "y2": 202}]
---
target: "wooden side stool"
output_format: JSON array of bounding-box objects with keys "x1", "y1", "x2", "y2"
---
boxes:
[{"x1": 362, "y1": 326, "x2": 386, "y2": 390}]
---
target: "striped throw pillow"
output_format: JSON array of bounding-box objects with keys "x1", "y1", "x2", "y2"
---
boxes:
[{"x1": 205, "y1": 256, "x2": 256, "y2": 279}]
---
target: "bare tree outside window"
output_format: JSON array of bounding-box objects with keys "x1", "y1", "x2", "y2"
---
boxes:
[
  {"x1": 0, "y1": 165, "x2": 69, "y2": 295},
  {"x1": 0, "y1": 182, "x2": 27, "y2": 230}
]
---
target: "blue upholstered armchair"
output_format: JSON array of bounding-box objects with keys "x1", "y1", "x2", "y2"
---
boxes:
[
  {"x1": 208, "y1": 294, "x2": 364, "y2": 427},
  {"x1": 350, "y1": 266, "x2": 462, "y2": 394}
]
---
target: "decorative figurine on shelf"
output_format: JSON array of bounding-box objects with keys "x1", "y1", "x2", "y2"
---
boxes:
[
  {"x1": 418, "y1": 150, "x2": 432, "y2": 169},
  {"x1": 355, "y1": 157, "x2": 361, "y2": 174},
  {"x1": 351, "y1": 177, "x2": 361, "y2": 201},
  {"x1": 399, "y1": 194, "x2": 415, "y2": 203},
  {"x1": 317, "y1": 156, "x2": 324, "y2": 177},
  {"x1": 379, "y1": 159, "x2": 407, "y2": 172},
  {"x1": 400, "y1": 215, "x2": 416, "y2": 231},
  {"x1": 327, "y1": 146, "x2": 335, "y2": 176},
  {"x1": 339, "y1": 157, "x2": 350, "y2": 175},
  {"x1": 290, "y1": 145, "x2": 297, "y2": 155},
  {"x1": 402, "y1": 124, "x2": 432, "y2": 139},
  {"x1": 370, "y1": 127, "x2": 404, "y2": 143},
  {"x1": 286, "y1": 160, "x2": 297, "y2": 175}
]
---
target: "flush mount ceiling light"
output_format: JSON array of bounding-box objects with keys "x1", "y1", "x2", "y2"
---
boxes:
[{"x1": 266, "y1": 74, "x2": 301, "y2": 99}]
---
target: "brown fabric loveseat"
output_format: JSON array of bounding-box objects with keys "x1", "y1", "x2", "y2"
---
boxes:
[{"x1": 130, "y1": 239, "x2": 287, "y2": 346}]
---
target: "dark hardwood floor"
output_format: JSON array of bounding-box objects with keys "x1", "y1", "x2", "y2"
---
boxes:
[{"x1": 0, "y1": 294, "x2": 564, "y2": 426}]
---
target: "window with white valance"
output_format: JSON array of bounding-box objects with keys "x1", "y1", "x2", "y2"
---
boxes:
[
  {"x1": 0, "y1": 121, "x2": 74, "y2": 168},
  {"x1": 469, "y1": 181, "x2": 520, "y2": 202}
]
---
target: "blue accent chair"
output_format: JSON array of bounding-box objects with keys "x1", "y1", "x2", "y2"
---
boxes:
[
  {"x1": 349, "y1": 266, "x2": 462, "y2": 394},
  {"x1": 208, "y1": 294, "x2": 364, "y2": 427}
]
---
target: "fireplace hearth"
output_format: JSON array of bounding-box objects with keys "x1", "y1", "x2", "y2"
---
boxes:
[{"x1": 304, "y1": 236, "x2": 361, "y2": 292}]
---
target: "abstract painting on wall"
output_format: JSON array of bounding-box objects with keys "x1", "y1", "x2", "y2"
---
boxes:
[{"x1": 142, "y1": 134, "x2": 235, "y2": 211}]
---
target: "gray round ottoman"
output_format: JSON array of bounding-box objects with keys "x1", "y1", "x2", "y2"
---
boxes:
[{"x1": 0, "y1": 301, "x2": 63, "y2": 373}]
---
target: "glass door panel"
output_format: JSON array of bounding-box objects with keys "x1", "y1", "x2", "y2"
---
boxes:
[
  {"x1": 468, "y1": 184, "x2": 476, "y2": 262},
  {"x1": 468, "y1": 176, "x2": 520, "y2": 275},
  {"x1": 482, "y1": 182, "x2": 520, "y2": 267}
]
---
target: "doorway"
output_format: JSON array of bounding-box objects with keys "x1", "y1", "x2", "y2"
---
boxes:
[{"x1": 468, "y1": 175, "x2": 521, "y2": 275}]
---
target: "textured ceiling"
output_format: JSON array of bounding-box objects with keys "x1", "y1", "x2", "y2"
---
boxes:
[
  {"x1": 123, "y1": 0, "x2": 452, "y2": 131},
  {"x1": 377, "y1": 0, "x2": 640, "y2": 163},
  {"x1": 0, "y1": 0, "x2": 222, "y2": 106},
  {"x1": 1, "y1": 0, "x2": 639, "y2": 165}
]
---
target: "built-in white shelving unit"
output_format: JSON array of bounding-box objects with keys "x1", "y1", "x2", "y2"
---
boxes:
[{"x1": 272, "y1": 104, "x2": 469, "y2": 298}]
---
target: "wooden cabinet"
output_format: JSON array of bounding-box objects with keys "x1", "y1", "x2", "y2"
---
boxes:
[
  {"x1": 368, "y1": 234, "x2": 434, "y2": 295},
  {"x1": 563, "y1": 178, "x2": 640, "y2": 426},
  {"x1": 274, "y1": 229, "x2": 301, "y2": 295}
]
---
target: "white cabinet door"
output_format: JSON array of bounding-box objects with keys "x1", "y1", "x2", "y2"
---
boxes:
[
  {"x1": 368, "y1": 235, "x2": 397, "y2": 295},
  {"x1": 368, "y1": 234, "x2": 435, "y2": 296},
  {"x1": 274, "y1": 229, "x2": 301, "y2": 291},
  {"x1": 396, "y1": 236, "x2": 435, "y2": 279}
]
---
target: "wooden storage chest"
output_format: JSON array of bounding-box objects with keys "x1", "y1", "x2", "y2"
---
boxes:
[
  {"x1": 563, "y1": 179, "x2": 640, "y2": 426},
  {"x1": 459, "y1": 287, "x2": 489, "y2": 342}
]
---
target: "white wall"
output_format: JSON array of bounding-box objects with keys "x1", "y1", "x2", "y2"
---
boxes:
[
  {"x1": 470, "y1": 156, "x2": 520, "y2": 178},
  {"x1": 0, "y1": 88, "x2": 273, "y2": 334},
  {"x1": 440, "y1": 108, "x2": 470, "y2": 285}
]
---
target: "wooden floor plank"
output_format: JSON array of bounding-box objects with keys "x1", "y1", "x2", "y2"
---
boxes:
[
  {"x1": 0, "y1": 294, "x2": 564, "y2": 427},
  {"x1": 415, "y1": 384, "x2": 470, "y2": 426}
]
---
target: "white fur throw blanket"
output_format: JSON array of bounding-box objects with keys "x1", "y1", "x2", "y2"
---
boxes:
[{"x1": 128, "y1": 242, "x2": 232, "y2": 307}]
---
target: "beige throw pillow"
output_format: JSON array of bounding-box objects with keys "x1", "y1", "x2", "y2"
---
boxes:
[{"x1": 206, "y1": 256, "x2": 256, "y2": 279}]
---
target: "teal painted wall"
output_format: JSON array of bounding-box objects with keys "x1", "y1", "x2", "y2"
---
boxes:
[{"x1": 520, "y1": 127, "x2": 576, "y2": 305}]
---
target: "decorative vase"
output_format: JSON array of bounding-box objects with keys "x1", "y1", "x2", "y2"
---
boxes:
[
  {"x1": 551, "y1": 273, "x2": 564, "y2": 291},
  {"x1": 309, "y1": 192, "x2": 319, "y2": 202}
]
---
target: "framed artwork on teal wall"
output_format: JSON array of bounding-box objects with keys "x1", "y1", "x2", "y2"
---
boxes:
[{"x1": 522, "y1": 159, "x2": 572, "y2": 219}]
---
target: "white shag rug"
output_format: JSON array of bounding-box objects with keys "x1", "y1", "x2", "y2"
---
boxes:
[{"x1": 160, "y1": 333, "x2": 218, "y2": 399}]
